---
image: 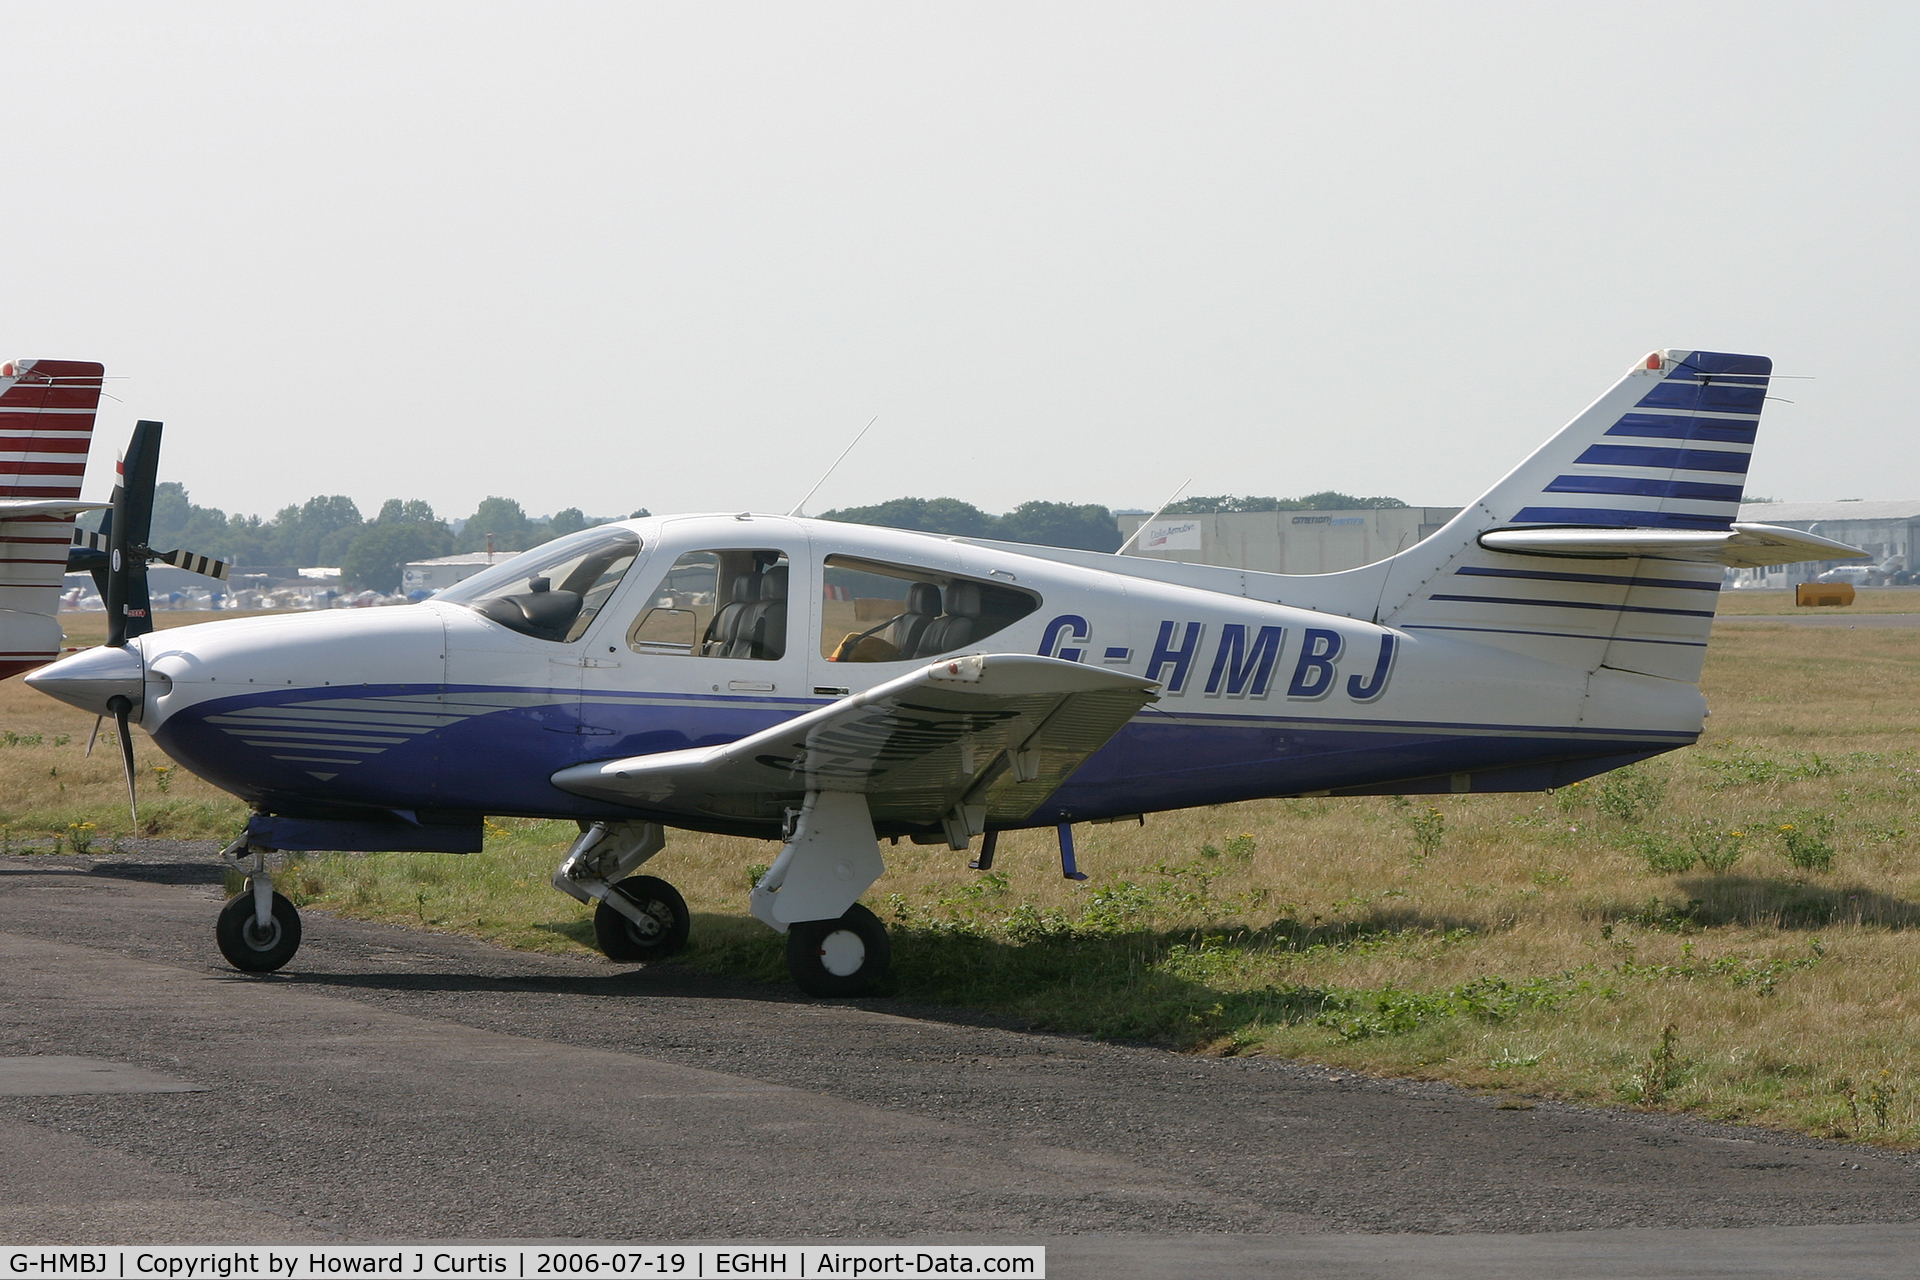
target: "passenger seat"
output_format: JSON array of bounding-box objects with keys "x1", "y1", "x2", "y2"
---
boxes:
[
  {"x1": 731, "y1": 565, "x2": 789, "y2": 660},
  {"x1": 703, "y1": 574, "x2": 759, "y2": 655},
  {"x1": 882, "y1": 582, "x2": 941, "y2": 656},
  {"x1": 913, "y1": 580, "x2": 980, "y2": 657}
]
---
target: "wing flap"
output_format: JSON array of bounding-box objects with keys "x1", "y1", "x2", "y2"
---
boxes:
[{"x1": 551, "y1": 654, "x2": 1158, "y2": 826}]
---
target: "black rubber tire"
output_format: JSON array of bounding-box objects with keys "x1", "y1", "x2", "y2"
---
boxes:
[
  {"x1": 785, "y1": 903, "x2": 891, "y2": 997},
  {"x1": 593, "y1": 875, "x2": 690, "y2": 962},
  {"x1": 215, "y1": 888, "x2": 302, "y2": 973}
]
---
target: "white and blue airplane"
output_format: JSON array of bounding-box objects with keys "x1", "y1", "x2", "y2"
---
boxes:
[{"x1": 22, "y1": 349, "x2": 1862, "y2": 995}]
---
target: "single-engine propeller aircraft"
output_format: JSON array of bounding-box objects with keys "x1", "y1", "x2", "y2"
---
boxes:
[{"x1": 22, "y1": 349, "x2": 1863, "y2": 995}]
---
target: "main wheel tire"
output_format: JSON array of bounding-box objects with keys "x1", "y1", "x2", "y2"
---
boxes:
[
  {"x1": 215, "y1": 888, "x2": 302, "y2": 973},
  {"x1": 593, "y1": 875, "x2": 690, "y2": 962},
  {"x1": 786, "y1": 903, "x2": 891, "y2": 998}
]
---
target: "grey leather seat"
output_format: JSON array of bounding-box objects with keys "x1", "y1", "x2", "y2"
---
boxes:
[
  {"x1": 913, "y1": 580, "x2": 980, "y2": 657},
  {"x1": 731, "y1": 566, "x2": 788, "y2": 660},
  {"x1": 703, "y1": 574, "x2": 758, "y2": 656},
  {"x1": 882, "y1": 582, "x2": 941, "y2": 656}
]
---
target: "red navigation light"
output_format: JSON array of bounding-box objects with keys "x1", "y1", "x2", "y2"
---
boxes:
[{"x1": 1645, "y1": 353, "x2": 1663, "y2": 371}]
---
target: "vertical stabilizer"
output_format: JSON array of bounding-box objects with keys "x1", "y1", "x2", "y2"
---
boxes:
[
  {"x1": 0, "y1": 359, "x2": 106, "y2": 678},
  {"x1": 1381, "y1": 350, "x2": 1766, "y2": 690}
]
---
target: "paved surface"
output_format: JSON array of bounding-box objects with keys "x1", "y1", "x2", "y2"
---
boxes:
[
  {"x1": 1716, "y1": 612, "x2": 1920, "y2": 627},
  {"x1": 2, "y1": 847, "x2": 1917, "y2": 1277}
]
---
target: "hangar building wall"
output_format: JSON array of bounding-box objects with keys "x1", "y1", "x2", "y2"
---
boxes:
[{"x1": 1114, "y1": 507, "x2": 1462, "y2": 575}]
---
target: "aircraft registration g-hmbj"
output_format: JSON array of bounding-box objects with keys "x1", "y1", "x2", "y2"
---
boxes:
[{"x1": 21, "y1": 349, "x2": 1863, "y2": 995}]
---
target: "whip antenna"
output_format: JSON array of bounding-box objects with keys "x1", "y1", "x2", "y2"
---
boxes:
[
  {"x1": 788, "y1": 416, "x2": 879, "y2": 517},
  {"x1": 1114, "y1": 478, "x2": 1193, "y2": 556}
]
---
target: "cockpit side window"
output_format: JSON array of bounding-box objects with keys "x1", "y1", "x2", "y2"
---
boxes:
[
  {"x1": 438, "y1": 526, "x2": 641, "y2": 643},
  {"x1": 820, "y1": 556, "x2": 1039, "y2": 662},
  {"x1": 628, "y1": 548, "x2": 790, "y2": 660}
]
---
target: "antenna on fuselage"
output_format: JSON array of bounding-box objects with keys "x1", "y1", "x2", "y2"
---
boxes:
[
  {"x1": 787, "y1": 415, "x2": 879, "y2": 518},
  {"x1": 1113, "y1": 478, "x2": 1193, "y2": 556}
]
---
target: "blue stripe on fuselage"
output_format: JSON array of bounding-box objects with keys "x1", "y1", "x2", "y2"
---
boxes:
[{"x1": 153, "y1": 683, "x2": 1696, "y2": 831}]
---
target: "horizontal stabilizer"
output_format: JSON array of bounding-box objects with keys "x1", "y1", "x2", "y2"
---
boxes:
[
  {"x1": 1479, "y1": 522, "x2": 1866, "y2": 568},
  {"x1": 552, "y1": 653, "x2": 1159, "y2": 829},
  {"x1": 0, "y1": 498, "x2": 109, "y2": 517}
]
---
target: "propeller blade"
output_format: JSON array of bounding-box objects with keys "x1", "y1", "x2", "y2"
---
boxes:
[
  {"x1": 152, "y1": 547, "x2": 232, "y2": 581},
  {"x1": 85, "y1": 714, "x2": 102, "y2": 758},
  {"x1": 107, "y1": 694, "x2": 137, "y2": 829},
  {"x1": 105, "y1": 420, "x2": 162, "y2": 649},
  {"x1": 68, "y1": 527, "x2": 109, "y2": 575}
]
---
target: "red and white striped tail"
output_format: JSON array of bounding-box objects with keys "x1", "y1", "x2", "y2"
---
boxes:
[{"x1": 1, "y1": 358, "x2": 105, "y2": 678}]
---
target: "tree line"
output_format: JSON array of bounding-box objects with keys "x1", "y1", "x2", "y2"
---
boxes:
[
  {"x1": 817, "y1": 492, "x2": 1413, "y2": 550},
  {"x1": 1165, "y1": 492, "x2": 1409, "y2": 514},
  {"x1": 114, "y1": 484, "x2": 1412, "y2": 595},
  {"x1": 105, "y1": 484, "x2": 645, "y2": 594}
]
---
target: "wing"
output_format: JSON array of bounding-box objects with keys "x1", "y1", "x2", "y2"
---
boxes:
[{"x1": 550, "y1": 653, "x2": 1159, "y2": 828}]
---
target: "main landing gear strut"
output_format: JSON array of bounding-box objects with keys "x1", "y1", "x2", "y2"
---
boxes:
[
  {"x1": 750, "y1": 792, "x2": 892, "y2": 997},
  {"x1": 559, "y1": 800, "x2": 898, "y2": 998}
]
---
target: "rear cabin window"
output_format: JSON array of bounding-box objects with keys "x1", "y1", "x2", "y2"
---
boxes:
[
  {"x1": 820, "y1": 555, "x2": 1039, "y2": 663},
  {"x1": 627, "y1": 549, "x2": 791, "y2": 661}
]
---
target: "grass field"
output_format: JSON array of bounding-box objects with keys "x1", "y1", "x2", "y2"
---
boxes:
[
  {"x1": 0, "y1": 612, "x2": 256, "y2": 848},
  {"x1": 1716, "y1": 586, "x2": 1920, "y2": 615},
  {"x1": 5, "y1": 606, "x2": 1920, "y2": 1146}
]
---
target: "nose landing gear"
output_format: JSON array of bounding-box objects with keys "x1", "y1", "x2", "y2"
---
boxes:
[
  {"x1": 593, "y1": 874, "x2": 690, "y2": 961},
  {"x1": 215, "y1": 838, "x2": 303, "y2": 973},
  {"x1": 554, "y1": 821, "x2": 691, "y2": 962}
]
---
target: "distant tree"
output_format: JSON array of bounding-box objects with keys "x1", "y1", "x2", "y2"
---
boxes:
[
  {"x1": 144, "y1": 482, "x2": 238, "y2": 558},
  {"x1": 1166, "y1": 494, "x2": 1286, "y2": 514},
  {"x1": 270, "y1": 494, "x2": 364, "y2": 566},
  {"x1": 343, "y1": 522, "x2": 455, "y2": 593},
  {"x1": 1168, "y1": 491, "x2": 1407, "y2": 514},
  {"x1": 375, "y1": 498, "x2": 443, "y2": 525},
  {"x1": 629, "y1": 508, "x2": 652, "y2": 520},
  {"x1": 459, "y1": 496, "x2": 534, "y2": 553},
  {"x1": 1296, "y1": 491, "x2": 1407, "y2": 510},
  {"x1": 549, "y1": 507, "x2": 596, "y2": 537},
  {"x1": 994, "y1": 501, "x2": 1124, "y2": 552},
  {"x1": 819, "y1": 497, "x2": 995, "y2": 539},
  {"x1": 223, "y1": 513, "x2": 273, "y2": 566}
]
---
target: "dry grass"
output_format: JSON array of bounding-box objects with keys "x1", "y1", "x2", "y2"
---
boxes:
[
  {"x1": 0, "y1": 611, "x2": 259, "y2": 845},
  {"x1": 11, "y1": 610, "x2": 1920, "y2": 1146},
  {"x1": 1716, "y1": 587, "x2": 1920, "y2": 615}
]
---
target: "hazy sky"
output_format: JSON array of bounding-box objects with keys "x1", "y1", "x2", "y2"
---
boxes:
[{"x1": 5, "y1": 2, "x2": 1915, "y2": 522}]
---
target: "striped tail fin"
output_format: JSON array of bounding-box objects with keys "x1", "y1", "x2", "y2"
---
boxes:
[
  {"x1": 1384, "y1": 349, "x2": 1771, "y2": 688},
  {"x1": 0, "y1": 359, "x2": 105, "y2": 678}
]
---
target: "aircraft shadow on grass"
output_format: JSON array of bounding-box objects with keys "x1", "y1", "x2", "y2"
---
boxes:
[
  {"x1": 1621, "y1": 876, "x2": 1920, "y2": 930},
  {"x1": 256, "y1": 906, "x2": 1500, "y2": 1044}
]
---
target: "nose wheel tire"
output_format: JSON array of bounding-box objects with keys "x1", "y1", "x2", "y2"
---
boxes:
[
  {"x1": 593, "y1": 875, "x2": 690, "y2": 962},
  {"x1": 215, "y1": 890, "x2": 303, "y2": 972},
  {"x1": 785, "y1": 903, "x2": 891, "y2": 998}
]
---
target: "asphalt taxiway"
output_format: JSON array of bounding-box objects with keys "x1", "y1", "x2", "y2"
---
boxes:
[{"x1": 2, "y1": 848, "x2": 1916, "y2": 1277}]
